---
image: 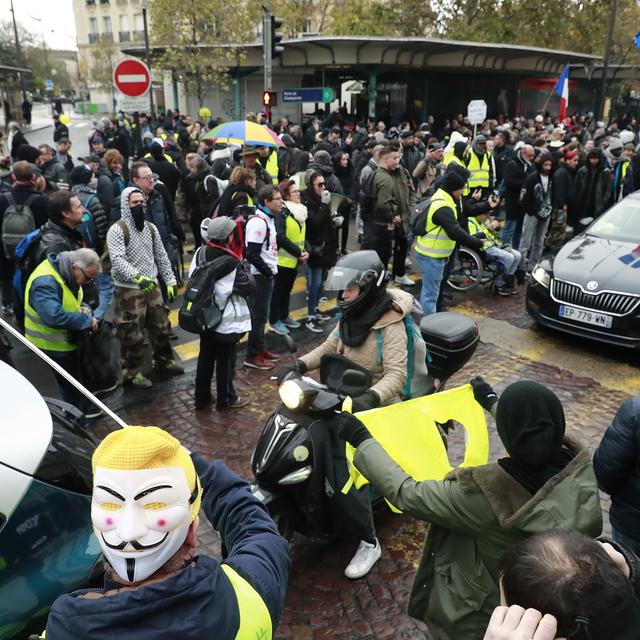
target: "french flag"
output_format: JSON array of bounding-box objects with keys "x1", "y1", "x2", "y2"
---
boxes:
[{"x1": 554, "y1": 65, "x2": 569, "y2": 119}]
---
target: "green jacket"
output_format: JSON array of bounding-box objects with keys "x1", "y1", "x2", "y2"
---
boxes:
[
  {"x1": 354, "y1": 436, "x2": 602, "y2": 640},
  {"x1": 371, "y1": 166, "x2": 416, "y2": 232}
]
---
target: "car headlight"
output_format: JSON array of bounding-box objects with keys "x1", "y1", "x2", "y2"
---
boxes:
[
  {"x1": 532, "y1": 265, "x2": 551, "y2": 288},
  {"x1": 278, "y1": 380, "x2": 318, "y2": 410}
]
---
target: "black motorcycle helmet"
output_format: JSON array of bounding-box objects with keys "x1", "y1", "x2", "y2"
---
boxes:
[{"x1": 325, "y1": 250, "x2": 387, "y2": 315}]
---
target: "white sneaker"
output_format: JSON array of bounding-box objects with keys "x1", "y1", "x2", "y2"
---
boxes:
[
  {"x1": 344, "y1": 538, "x2": 381, "y2": 579},
  {"x1": 394, "y1": 275, "x2": 415, "y2": 286}
]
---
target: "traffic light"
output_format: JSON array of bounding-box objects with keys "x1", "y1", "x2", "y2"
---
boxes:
[
  {"x1": 271, "y1": 15, "x2": 284, "y2": 59},
  {"x1": 262, "y1": 91, "x2": 277, "y2": 107}
]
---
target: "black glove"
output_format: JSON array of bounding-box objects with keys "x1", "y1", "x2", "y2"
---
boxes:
[
  {"x1": 275, "y1": 359, "x2": 307, "y2": 386},
  {"x1": 351, "y1": 390, "x2": 381, "y2": 414},
  {"x1": 335, "y1": 411, "x2": 373, "y2": 448},
  {"x1": 470, "y1": 376, "x2": 498, "y2": 412}
]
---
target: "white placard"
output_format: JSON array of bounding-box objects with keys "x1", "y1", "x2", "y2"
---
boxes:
[
  {"x1": 117, "y1": 94, "x2": 151, "y2": 113},
  {"x1": 467, "y1": 99, "x2": 487, "y2": 125}
]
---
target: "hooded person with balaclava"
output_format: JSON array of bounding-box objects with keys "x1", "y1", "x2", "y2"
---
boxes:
[
  {"x1": 106, "y1": 186, "x2": 183, "y2": 390},
  {"x1": 331, "y1": 377, "x2": 602, "y2": 640},
  {"x1": 575, "y1": 148, "x2": 611, "y2": 220}
]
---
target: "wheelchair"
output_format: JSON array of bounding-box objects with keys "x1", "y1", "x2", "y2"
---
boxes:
[{"x1": 446, "y1": 246, "x2": 502, "y2": 292}]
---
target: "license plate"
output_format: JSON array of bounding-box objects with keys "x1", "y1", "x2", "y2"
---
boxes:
[{"x1": 559, "y1": 304, "x2": 613, "y2": 328}]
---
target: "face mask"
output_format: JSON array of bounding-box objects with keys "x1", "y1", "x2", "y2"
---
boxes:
[
  {"x1": 130, "y1": 204, "x2": 146, "y2": 231},
  {"x1": 92, "y1": 466, "x2": 196, "y2": 583}
]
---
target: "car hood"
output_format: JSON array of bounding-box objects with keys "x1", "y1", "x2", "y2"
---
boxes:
[{"x1": 553, "y1": 234, "x2": 640, "y2": 294}]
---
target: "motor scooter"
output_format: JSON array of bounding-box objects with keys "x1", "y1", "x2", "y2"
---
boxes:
[{"x1": 250, "y1": 311, "x2": 480, "y2": 538}]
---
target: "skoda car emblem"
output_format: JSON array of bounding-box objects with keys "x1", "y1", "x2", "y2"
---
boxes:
[{"x1": 586, "y1": 280, "x2": 598, "y2": 291}]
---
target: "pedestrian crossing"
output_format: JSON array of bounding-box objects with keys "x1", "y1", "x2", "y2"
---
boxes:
[{"x1": 169, "y1": 257, "x2": 421, "y2": 363}]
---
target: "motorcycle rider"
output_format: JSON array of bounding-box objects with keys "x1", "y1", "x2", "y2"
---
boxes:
[{"x1": 277, "y1": 250, "x2": 429, "y2": 578}]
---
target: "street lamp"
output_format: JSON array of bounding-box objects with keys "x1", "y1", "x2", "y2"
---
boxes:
[
  {"x1": 9, "y1": 0, "x2": 27, "y2": 104},
  {"x1": 139, "y1": 0, "x2": 155, "y2": 119}
]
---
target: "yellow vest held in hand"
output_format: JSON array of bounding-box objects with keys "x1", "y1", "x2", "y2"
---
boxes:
[{"x1": 277, "y1": 212, "x2": 305, "y2": 269}]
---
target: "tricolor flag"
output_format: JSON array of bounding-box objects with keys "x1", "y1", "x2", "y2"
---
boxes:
[{"x1": 554, "y1": 65, "x2": 569, "y2": 119}]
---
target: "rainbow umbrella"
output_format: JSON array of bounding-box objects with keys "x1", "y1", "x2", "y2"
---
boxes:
[{"x1": 203, "y1": 120, "x2": 283, "y2": 147}]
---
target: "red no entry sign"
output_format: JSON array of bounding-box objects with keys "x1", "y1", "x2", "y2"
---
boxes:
[{"x1": 113, "y1": 59, "x2": 151, "y2": 97}]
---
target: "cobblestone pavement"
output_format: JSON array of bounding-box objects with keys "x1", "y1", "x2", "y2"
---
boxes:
[{"x1": 86, "y1": 279, "x2": 634, "y2": 640}]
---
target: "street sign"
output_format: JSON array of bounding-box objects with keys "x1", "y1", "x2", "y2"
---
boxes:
[
  {"x1": 113, "y1": 58, "x2": 151, "y2": 98},
  {"x1": 118, "y1": 95, "x2": 151, "y2": 113},
  {"x1": 282, "y1": 87, "x2": 335, "y2": 103},
  {"x1": 467, "y1": 99, "x2": 487, "y2": 125},
  {"x1": 635, "y1": 31, "x2": 640, "y2": 48},
  {"x1": 44, "y1": 79, "x2": 54, "y2": 91}
]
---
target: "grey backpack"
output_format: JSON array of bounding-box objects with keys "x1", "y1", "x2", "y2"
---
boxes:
[{"x1": 2, "y1": 193, "x2": 38, "y2": 258}]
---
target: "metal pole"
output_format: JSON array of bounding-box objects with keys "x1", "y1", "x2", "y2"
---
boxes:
[
  {"x1": 262, "y1": 4, "x2": 272, "y2": 91},
  {"x1": 599, "y1": 0, "x2": 618, "y2": 121},
  {"x1": 0, "y1": 317, "x2": 129, "y2": 429},
  {"x1": 141, "y1": 2, "x2": 155, "y2": 118},
  {"x1": 9, "y1": 0, "x2": 27, "y2": 103}
]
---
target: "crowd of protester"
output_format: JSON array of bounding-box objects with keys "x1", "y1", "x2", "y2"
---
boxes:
[{"x1": 3, "y1": 104, "x2": 640, "y2": 639}]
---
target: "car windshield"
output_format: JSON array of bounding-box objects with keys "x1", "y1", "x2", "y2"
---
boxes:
[{"x1": 588, "y1": 198, "x2": 640, "y2": 242}]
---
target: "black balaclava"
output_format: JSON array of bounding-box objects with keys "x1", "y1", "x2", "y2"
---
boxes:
[
  {"x1": 453, "y1": 141, "x2": 467, "y2": 161},
  {"x1": 496, "y1": 380, "x2": 573, "y2": 493},
  {"x1": 131, "y1": 204, "x2": 146, "y2": 232}
]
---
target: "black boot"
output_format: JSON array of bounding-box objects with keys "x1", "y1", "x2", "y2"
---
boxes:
[
  {"x1": 506, "y1": 274, "x2": 517, "y2": 295},
  {"x1": 515, "y1": 269, "x2": 526, "y2": 285}
]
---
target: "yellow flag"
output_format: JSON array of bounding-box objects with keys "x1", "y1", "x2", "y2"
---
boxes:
[{"x1": 343, "y1": 384, "x2": 489, "y2": 511}]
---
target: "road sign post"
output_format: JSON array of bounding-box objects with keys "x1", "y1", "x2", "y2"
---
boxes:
[{"x1": 113, "y1": 58, "x2": 152, "y2": 116}]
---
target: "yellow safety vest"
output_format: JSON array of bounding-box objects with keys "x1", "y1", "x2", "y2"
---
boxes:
[
  {"x1": 467, "y1": 217, "x2": 497, "y2": 250},
  {"x1": 221, "y1": 564, "x2": 273, "y2": 640},
  {"x1": 24, "y1": 259, "x2": 83, "y2": 352},
  {"x1": 444, "y1": 150, "x2": 463, "y2": 167},
  {"x1": 266, "y1": 152, "x2": 279, "y2": 184},
  {"x1": 143, "y1": 151, "x2": 174, "y2": 164},
  {"x1": 277, "y1": 212, "x2": 305, "y2": 268},
  {"x1": 415, "y1": 188, "x2": 458, "y2": 259},
  {"x1": 466, "y1": 150, "x2": 490, "y2": 190},
  {"x1": 231, "y1": 192, "x2": 254, "y2": 210}
]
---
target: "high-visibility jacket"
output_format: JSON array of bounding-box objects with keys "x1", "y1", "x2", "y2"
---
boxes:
[
  {"x1": 466, "y1": 150, "x2": 490, "y2": 190},
  {"x1": 277, "y1": 212, "x2": 305, "y2": 269},
  {"x1": 444, "y1": 152, "x2": 464, "y2": 168},
  {"x1": 143, "y1": 151, "x2": 174, "y2": 164},
  {"x1": 220, "y1": 564, "x2": 273, "y2": 639},
  {"x1": 265, "y1": 151, "x2": 279, "y2": 184},
  {"x1": 415, "y1": 188, "x2": 457, "y2": 259},
  {"x1": 467, "y1": 216, "x2": 498, "y2": 250},
  {"x1": 24, "y1": 259, "x2": 83, "y2": 352}
]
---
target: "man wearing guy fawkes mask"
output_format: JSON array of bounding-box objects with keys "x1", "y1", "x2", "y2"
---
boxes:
[
  {"x1": 44, "y1": 426, "x2": 290, "y2": 639},
  {"x1": 105, "y1": 186, "x2": 184, "y2": 390}
]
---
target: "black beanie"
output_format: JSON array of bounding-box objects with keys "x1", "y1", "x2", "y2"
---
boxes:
[
  {"x1": 69, "y1": 165, "x2": 93, "y2": 186},
  {"x1": 496, "y1": 381, "x2": 565, "y2": 469},
  {"x1": 441, "y1": 166, "x2": 469, "y2": 193}
]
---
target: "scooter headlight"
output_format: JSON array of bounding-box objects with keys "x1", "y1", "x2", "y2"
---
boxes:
[{"x1": 279, "y1": 380, "x2": 318, "y2": 410}]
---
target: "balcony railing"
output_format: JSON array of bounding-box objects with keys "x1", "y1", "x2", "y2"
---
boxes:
[
  {"x1": 132, "y1": 30, "x2": 145, "y2": 40},
  {"x1": 88, "y1": 33, "x2": 99, "y2": 44},
  {"x1": 119, "y1": 31, "x2": 131, "y2": 42}
]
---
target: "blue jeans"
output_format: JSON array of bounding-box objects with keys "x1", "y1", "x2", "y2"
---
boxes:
[
  {"x1": 501, "y1": 218, "x2": 523, "y2": 250},
  {"x1": 415, "y1": 252, "x2": 445, "y2": 316},
  {"x1": 306, "y1": 266, "x2": 324, "y2": 317},
  {"x1": 247, "y1": 274, "x2": 274, "y2": 357}
]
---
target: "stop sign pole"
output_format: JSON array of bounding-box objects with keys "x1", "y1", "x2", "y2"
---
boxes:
[{"x1": 140, "y1": 0, "x2": 155, "y2": 118}]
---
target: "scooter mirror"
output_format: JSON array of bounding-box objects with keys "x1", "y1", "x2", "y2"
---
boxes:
[
  {"x1": 283, "y1": 334, "x2": 298, "y2": 353},
  {"x1": 342, "y1": 369, "x2": 368, "y2": 388}
]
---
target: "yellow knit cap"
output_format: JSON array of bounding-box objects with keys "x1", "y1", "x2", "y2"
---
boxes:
[{"x1": 92, "y1": 426, "x2": 202, "y2": 521}]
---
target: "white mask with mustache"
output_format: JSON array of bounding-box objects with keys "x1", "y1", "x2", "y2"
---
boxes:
[{"x1": 91, "y1": 466, "x2": 196, "y2": 583}]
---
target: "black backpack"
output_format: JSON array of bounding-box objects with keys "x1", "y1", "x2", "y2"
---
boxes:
[
  {"x1": 409, "y1": 196, "x2": 433, "y2": 236},
  {"x1": 178, "y1": 255, "x2": 230, "y2": 334},
  {"x1": 2, "y1": 193, "x2": 38, "y2": 258}
]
